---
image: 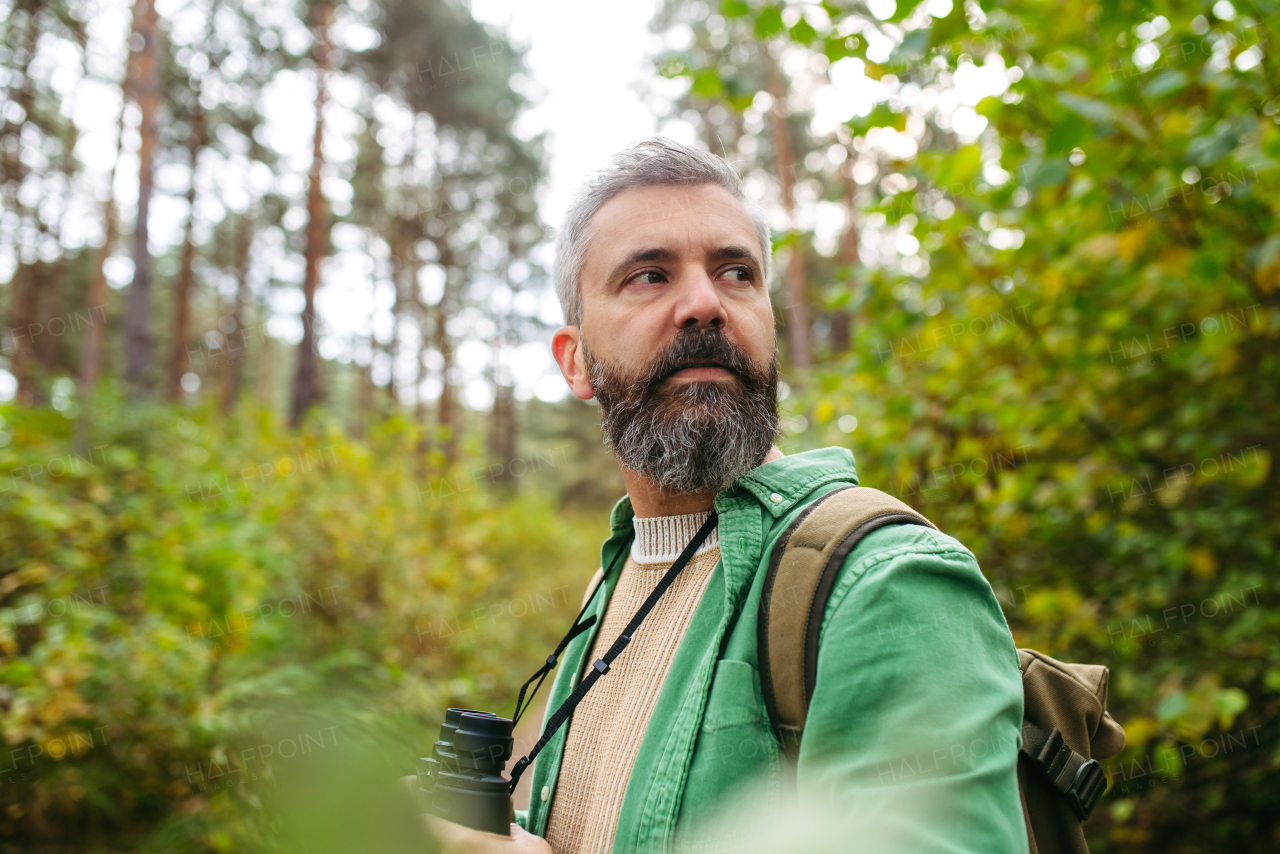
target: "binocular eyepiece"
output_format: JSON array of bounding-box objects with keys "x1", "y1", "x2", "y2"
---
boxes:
[{"x1": 417, "y1": 709, "x2": 516, "y2": 836}]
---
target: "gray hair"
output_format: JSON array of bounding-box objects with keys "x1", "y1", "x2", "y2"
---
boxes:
[{"x1": 552, "y1": 138, "x2": 773, "y2": 327}]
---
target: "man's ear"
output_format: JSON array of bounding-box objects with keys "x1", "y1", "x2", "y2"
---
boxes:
[{"x1": 551, "y1": 325, "x2": 595, "y2": 401}]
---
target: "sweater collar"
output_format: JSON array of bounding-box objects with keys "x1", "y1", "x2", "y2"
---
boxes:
[{"x1": 607, "y1": 446, "x2": 860, "y2": 532}]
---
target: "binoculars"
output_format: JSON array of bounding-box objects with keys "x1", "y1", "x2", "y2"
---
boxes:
[{"x1": 417, "y1": 708, "x2": 516, "y2": 836}]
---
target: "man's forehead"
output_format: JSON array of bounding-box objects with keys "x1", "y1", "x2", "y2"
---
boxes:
[
  {"x1": 592, "y1": 182, "x2": 754, "y2": 231},
  {"x1": 586, "y1": 183, "x2": 759, "y2": 267}
]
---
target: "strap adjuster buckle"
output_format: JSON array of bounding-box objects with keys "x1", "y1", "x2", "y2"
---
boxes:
[{"x1": 1066, "y1": 758, "x2": 1105, "y2": 821}]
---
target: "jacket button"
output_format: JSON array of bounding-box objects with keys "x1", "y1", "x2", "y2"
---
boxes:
[
  {"x1": 541, "y1": 786, "x2": 550, "y2": 802},
  {"x1": 769, "y1": 492, "x2": 783, "y2": 503}
]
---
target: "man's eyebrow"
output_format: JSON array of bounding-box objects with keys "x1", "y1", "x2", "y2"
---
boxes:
[
  {"x1": 606, "y1": 247, "x2": 677, "y2": 285},
  {"x1": 711, "y1": 245, "x2": 760, "y2": 265}
]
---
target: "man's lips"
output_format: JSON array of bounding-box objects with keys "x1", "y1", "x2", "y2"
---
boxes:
[{"x1": 666, "y1": 363, "x2": 733, "y2": 380}]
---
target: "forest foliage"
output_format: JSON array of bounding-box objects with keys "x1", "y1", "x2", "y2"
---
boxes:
[{"x1": 2, "y1": 0, "x2": 1279, "y2": 851}]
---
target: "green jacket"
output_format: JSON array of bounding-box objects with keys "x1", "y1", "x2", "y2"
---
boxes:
[{"x1": 520, "y1": 448, "x2": 1028, "y2": 853}]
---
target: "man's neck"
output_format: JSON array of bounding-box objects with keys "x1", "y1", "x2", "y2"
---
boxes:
[{"x1": 621, "y1": 445, "x2": 785, "y2": 518}]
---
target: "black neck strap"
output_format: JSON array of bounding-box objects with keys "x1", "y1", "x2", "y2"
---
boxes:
[
  {"x1": 510, "y1": 533, "x2": 632, "y2": 727},
  {"x1": 507, "y1": 512, "x2": 719, "y2": 793}
]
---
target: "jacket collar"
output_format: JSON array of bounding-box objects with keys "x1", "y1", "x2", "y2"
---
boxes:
[
  {"x1": 606, "y1": 446, "x2": 860, "y2": 530},
  {"x1": 732, "y1": 446, "x2": 860, "y2": 516}
]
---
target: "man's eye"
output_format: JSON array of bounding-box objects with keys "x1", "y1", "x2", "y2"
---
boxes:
[
  {"x1": 627, "y1": 270, "x2": 665, "y2": 286},
  {"x1": 722, "y1": 267, "x2": 753, "y2": 282}
]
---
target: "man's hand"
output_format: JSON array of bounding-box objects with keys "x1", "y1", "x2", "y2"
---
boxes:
[
  {"x1": 424, "y1": 814, "x2": 553, "y2": 854},
  {"x1": 400, "y1": 776, "x2": 552, "y2": 853}
]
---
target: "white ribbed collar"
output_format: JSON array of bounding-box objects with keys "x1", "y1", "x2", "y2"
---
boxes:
[{"x1": 630, "y1": 510, "x2": 720, "y2": 565}]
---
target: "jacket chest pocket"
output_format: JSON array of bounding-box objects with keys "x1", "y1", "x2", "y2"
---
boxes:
[{"x1": 675, "y1": 659, "x2": 781, "y2": 851}]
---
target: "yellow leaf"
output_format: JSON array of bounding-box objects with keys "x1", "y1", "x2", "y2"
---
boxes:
[
  {"x1": 1158, "y1": 246, "x2": 1191, "y2": 276},
  {"x1": 1117, "y1": 226, "x2": 1148, "y2": 261},
  {"x1": 1042, "y1": 268, "x2": 1065, "y2": 299},
  {"x1": 1078, "y1": 234, "x2": 1119, "y2": 260},
  {"x1": 1121, "y1": 716, "x2": 1159, "y2": 749},
  {"x1": 1188, "y1": 547, "x2": 1217, "y2": 580}
]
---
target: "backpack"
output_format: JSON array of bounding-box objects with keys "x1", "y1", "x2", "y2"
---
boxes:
[{"x1": 757, "y1": 486, "x2": 1126, "y2": 854}]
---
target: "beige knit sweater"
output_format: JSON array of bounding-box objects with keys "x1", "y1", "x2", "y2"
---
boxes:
[{"x1": 544, "y1": 511, "x2": 721, "y2": 854}]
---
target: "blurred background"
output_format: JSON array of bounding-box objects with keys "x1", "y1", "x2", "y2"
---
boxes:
[{"x1": 1, "y1": 0, "x2": 1277, "y2": 850}]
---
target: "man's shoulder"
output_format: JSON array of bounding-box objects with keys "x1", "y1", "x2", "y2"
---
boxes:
[
  {"x1": 747, "y1": 481, "x2": 997, "y2": 621},
  {"x1": 845, "y1": 518, "x2": 975, "y2": 567},
  {"x1": 752, "y1": 477, "x2": 973, "y2": 567}
]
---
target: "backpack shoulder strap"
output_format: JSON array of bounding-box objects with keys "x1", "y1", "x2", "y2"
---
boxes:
[{"x1": 757, "y1": 485, "x2": 936, "y2": 759}]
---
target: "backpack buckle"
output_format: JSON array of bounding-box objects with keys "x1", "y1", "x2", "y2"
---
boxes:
[{"x1": 1066, "y1": 758, "x2": 1105, "y2": 821}]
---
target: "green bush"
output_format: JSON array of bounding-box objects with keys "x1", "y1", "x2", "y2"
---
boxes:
[{"x1": 0, "y1": 392, "x2": 600, "y2": 851}]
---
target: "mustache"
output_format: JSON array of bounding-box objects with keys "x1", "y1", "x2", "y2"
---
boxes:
[{"x1": 636, "y1": 326, "x2": 763, "y2": 392}]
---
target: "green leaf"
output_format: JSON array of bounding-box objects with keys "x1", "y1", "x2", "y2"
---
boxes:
[
  {"x1": 934, "y1": 144, "x2": 981, "y2": 186},
  {"x1": 824, "y1": 35, "x2": 859, "y2": 63},
  {"x1": 890, "y1": 27, "x2": 931, "y2": 65},
  {"x1": 790, "y1": 18, "x2": 817, "y2": 44},
  {"x1": 1045, "y1": 116, "x2": 1089, "y2": 155},
  {"x1": 691, "y1": 67, "x2": 722, "y2": 98},
  {"x1": 1254, "y1": 234, "x2": 1280, "y2": 271},
  {"x1": 1156, "y1": 692, "x2": 1191, "y2": 724},
  {"x1": 1028, "y1": 157, "x2": 1070, "y2": 191},
  {"x1": 1143, "y1": 69, "x2": 1189, "y2": 99},
  {"x1": 1186, "y1": 121, "x2": 1240, "y2": 167},
  {"x1": 1190, "y1": 251, "x2": 1225, "y2": 282},
  {"x1": 1058, "y1": 91, "x2": 1115, "y2": 125},
  {"x1": 848, "y1": 103, "x2": 904, "y2": 134},
  {"x1": 1214, "y1": 687, "x2": 1248, "y2": 730},
  {"x1": 755, "y1": 6, "x2": 785, "y2": 39},
  {"x1": 891, "y1": 0, "x2": 924, "y2": 21},
  {"x1": 721, "y1": 0, "x2": 750, "y2": 17},
  {"x1": 656, "y1": 56, "x2": 685, "y2": 79}
]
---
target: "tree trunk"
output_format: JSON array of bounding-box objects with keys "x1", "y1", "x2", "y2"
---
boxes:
[
  {"x1": 39, "y1": 255, "x2": 66, "y2": 376},
  {"x1": 413, "y1": 293, "x2": 429, "y2": 466},
  {"x1": 256, "y1": 309, "x2": 274, "y2": 408},
  {"x1": 435, "y1": 283, "x2": 455, "y2": 463},
  {"x1": 289, "y1": 0, "x2": 333, "y2": 428},
  {"x1": 488, "y1": 264, "x2": 518, "y2": 485},
  {"x1": 222, "y1": 208, "x2": 253, "y2": 414},
  {"x1": 80, "y1": 200, "x2": 116, "y2": 396},
  {"x1": 353, "y1": 276, "x2": 378, "y2": 437},
  {"x1": 830, "y1": 158, "x2": 859, "y2": 355},
  {"x1": 488, "y1": 379, "x2": 516, "y2": 487},
  {"x1": 431, "y1": 182, "x2": 458, "y2": 463},
  {"x1": 433, "y1": 230, "x2": 457, "y2": 464},
  {"x1": 124, "y1": 0, "x2": 162, "y2": 396},
  {"x1": 4, "y1": 7, "x2": 42, "y2": 404},
  {"x1": 169, "y1": 103, "x2": 204, "y2": 401},
  {"x1": 76, "y1": 111, "x2": 124, "y2": 456},
  {"x1": 8, "y1": 263, "x2": 41, "y2": 405},
  {"x1": 79, "y1": 71, "x2": 128, "y2": 402},
  {"x1": 386, "y1": 222, "x2": 408, "y2": 407},
  {"x1": 764, "y1": 42, "x2": 810, "y2": 371},
  {"x1": 696, "y1": 100, "x2": 721, "y2": 155},
  {"x1": 39, "y1": 109, "x2": 80, "y2": 375},
  {"x1": 352, "y1": 362, "x2": 372, "y2": 439},
  {"x1": 406, "y1": 229, "x2": 429, "y2": 469}
]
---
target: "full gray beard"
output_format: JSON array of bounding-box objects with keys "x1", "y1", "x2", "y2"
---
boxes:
[{"x1": 584, "y1": 339, "x2": 779, "y2": 495}]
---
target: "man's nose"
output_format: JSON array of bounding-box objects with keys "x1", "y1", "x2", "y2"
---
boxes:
[{"x1": 672, "y1": 268, "x2": 728, "y2": 329}]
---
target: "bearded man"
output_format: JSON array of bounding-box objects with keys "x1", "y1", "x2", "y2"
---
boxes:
[{"x1": 432, "y1": 139, "x2": 1028, "y2": 854}]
